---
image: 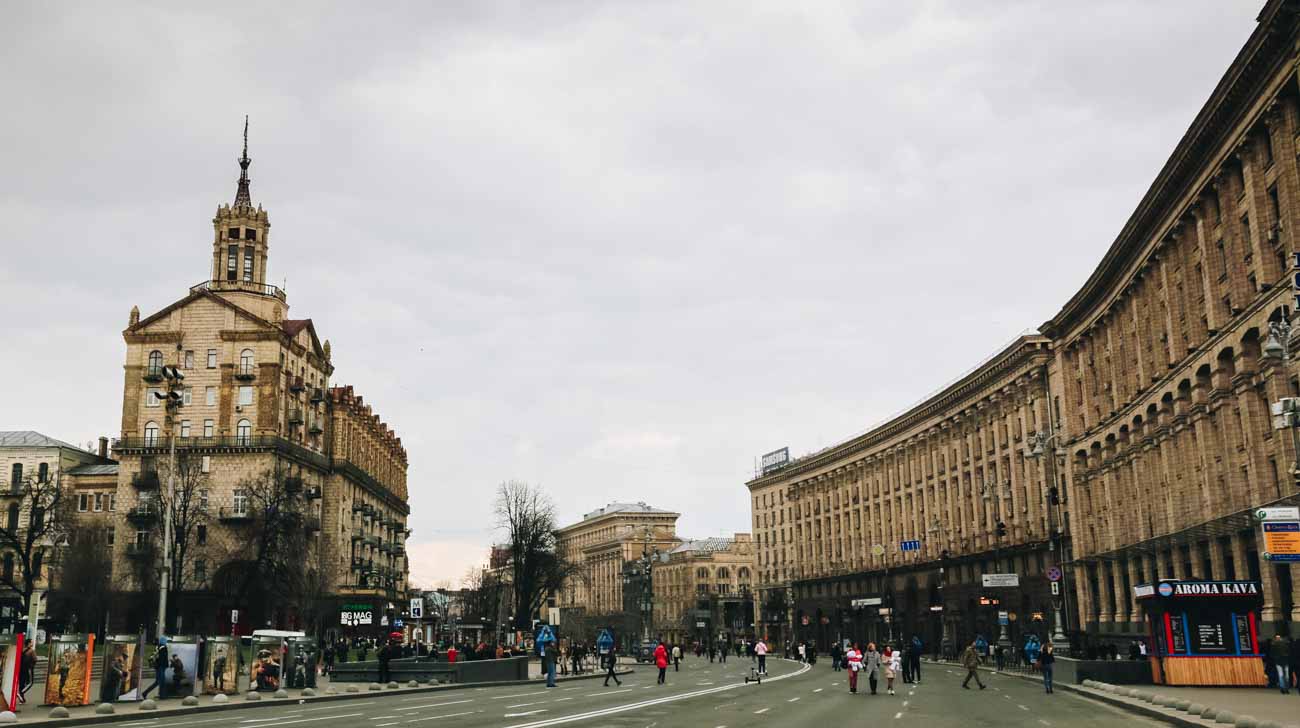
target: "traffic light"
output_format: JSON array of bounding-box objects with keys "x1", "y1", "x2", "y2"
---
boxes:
[
  {"x1": 996, "y1": 521, "x2": 1007, "y2": 537},
  {"x1": 1047, "y1": 486, "x2": 1060, "y2": 505}
]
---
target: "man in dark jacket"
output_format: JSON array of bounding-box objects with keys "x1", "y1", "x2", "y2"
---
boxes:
[
  {"x1": 1270, "y1": 634, "x2": 1291, "y2": 694},
  {"x1": 960, "y1": 640, "x2": 986, "y2": 690},
  {"x1": 142, "y1": 638, "x2": 169, "y2": 699},
  {"x1": 377, "y1": 641, "x2": 393, "y2": 684},
  {"x1": 603, "y1": 644, "x2": 621, "y2": 687}
]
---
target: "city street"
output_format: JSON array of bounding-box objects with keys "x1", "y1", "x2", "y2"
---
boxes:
[{"x1": 96, "y1": 659, "x2": 1156, "y2": 728}]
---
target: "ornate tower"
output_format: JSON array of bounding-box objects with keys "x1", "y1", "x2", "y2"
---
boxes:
[{"x1": 210, "y1": 117, "x2": 272, "y2": 290}]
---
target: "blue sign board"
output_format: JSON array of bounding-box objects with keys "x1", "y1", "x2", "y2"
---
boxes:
[
  {"x1": 536, "y1": 624, "x2": 556, "y2": 645},
  {"x1": 900, "y1": 540, "x2": 921, "y2": 552},
  {"x1": 596, "y1": 629, "x2": 613, "y2": 655}
]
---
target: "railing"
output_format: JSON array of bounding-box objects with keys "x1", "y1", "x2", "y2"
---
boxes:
[
  {"x1": 288, "y1": 376, "x2": 305, "y2": 393},
  {"x1": 143, "y1": 366, "x2": 164, "y2": 382},
  {"x1": 125, "y1": 542, "x2": 155, "y2": 558},
  {"x1": 126, "y1": 505, "x2": 159, "y2": 523},
  {"x1": 113, "y1": 435, "x2": 328, "y2": 471},
  {"x1": 219, "y1": 507, "x2": 252, "y2": 522},
  {"x1": 189, "y1": 279, "x2": 286, "y2": 302},
  {"x1": 308, "y1": 422, "x2": 323, "y2": 434},
  {"x1": 310, "y1": 388, "x2": 325, "y2": 403},
  {"x1": 285, "y1": 476, "x2": 303, "y2": 493},
  {"x1": 131, "y1": 471, "x2": 160, "y2": 489},
  {"x1": 287, "y1": 409, "x2": 303, "y2": 424},
  {"x1": 235, "y1": 364, "x2": 256, "y2": 380},
  {"x1": 304, "y1": 515, "x2": 321, "y2": 531}
]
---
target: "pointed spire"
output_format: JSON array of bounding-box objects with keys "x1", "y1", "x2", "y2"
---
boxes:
[{"x1": 234, "y1": 115, "x2": 252, "y2": 207}]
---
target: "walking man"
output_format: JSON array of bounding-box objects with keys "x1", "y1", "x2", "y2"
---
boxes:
[
  {"x1": 910, "y1": 635, "x2": 923, "y2": 684},
  {"x1": 1272, "y1": 634, "x2": 1292, "y2": 694},
  {"x1": 142, "y1": 637, "x2": 169, "y2": 699},
  {"x1": 672, "y1": 644, "x2": 681, "y2": 672},
  {"x1": 603, "y1": 644, "x2": 622, "y2": 687},
  {"x1": 1041, "y1": 643, "x2": 1056, "y2": 694},
  {"x1": 961, "y1": 640, "x2": 986, "y2": 690},
  {"x1": 830, "y1": 640, "x2": 842, "y2": 672},
  {"x1": 755, "y1": 638, "x2": 768, "y2": 675}
]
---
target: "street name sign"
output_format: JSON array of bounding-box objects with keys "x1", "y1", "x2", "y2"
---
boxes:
[
  {"x1": 900, "y1": 540, "x2": 921, "y2": 552},
  {"x1": 998, "y1": 611, "x2": 1009, "y2": 626},
  {"x1": 850, "y1": 597, "x2": 883, "y2": 607},
  {"x1": 982, "y1": 573, "x2": 1020, "y2": 588}
]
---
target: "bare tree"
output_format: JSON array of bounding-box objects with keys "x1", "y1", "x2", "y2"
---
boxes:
[
  {"x1": 0, "y1": 471, "x2": 76, "y2": 619},
  {"x1": 137, "y1": 453, "x2": 211, "y2": 592},
  {"x1": 493, "y1": 481, "x2": 581, "y2": 630},
  {"x1": 47, "y1": 528, "x2": 112, "y2": 635}
]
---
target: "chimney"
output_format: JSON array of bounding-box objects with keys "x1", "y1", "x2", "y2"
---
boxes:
[{"x1": 98, "y1": 437, "x2": 109, "y2": 459}]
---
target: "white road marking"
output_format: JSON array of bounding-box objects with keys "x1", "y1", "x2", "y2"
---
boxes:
[
  {"x1": 376, "y1": 724, "x2": 399, "y2": 727},
  {"x1": 404, "y1": 711, "x2": 477, "y2": 724},
  {"x1": 788, "y1": 697, "x2": 800, "y2": 702},
  {"x1": 754, "y1": 708, "x2": 769, "y2": 714},
  {"x1": 1039, "y1": 721, "x2": 1052, "y2": 726},
  {"x1": 492, "y1": 691, "x2": 550, "y2": 700},
  {"x1": 902, "y1": 701, "x2": 909, "y2": 707},
  {"x1": 396, "y1": 699, "x2": 473, "y2": 712},
  {"x1": 246, "y1": 714, "x2": 363, "y2": 728},
  {"x1": 242, "y1": 715, "x2": 304, "y2": 724},
  {"x1": 370, "y1": 717, "x2": 398, "y2": 721},
  {"x1": 894, "y1": 712, "x2": 903, "y2": 719},
  {"x1": 593, "y1": 689, "x2": 633, "y2": 696},
  {"x1": 507, "y1": 702, "x2": 541, "y2": 708},
  {"x1": 123, "y1": 723, "x2": 159, "y2": 727},
  {"x1": 504, "y1": 710, "x2": 548, "y2": 717},
  {"x1": 1018, "y1": 704, "x2": 1029, "y2": 711},
  {"x1": 304, "y1": 702, "x2": 375, "y2": 711},
  {"x1": 813, "y1": 688, "x2": 823, "y2": 693},
  {"x1": 554, "y1": 697, "x2": 572, "y2": 702}
]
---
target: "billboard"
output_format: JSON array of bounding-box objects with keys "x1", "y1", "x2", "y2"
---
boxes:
[
  {"x1": 760, "y1": 447, "x2": 790, "y2": 475},
  {"x1": 99, "y1": 634, "x2": 143, "y2": 702},
  {"x1": 44, "y1": 634, "x2": 95, "y2": 707},
  {"x1": 203, "y1": 636, "x2": 238, "y2": 695}
]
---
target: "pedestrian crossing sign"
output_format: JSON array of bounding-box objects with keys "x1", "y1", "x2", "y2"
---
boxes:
[
  {"x1": 597, "y1": 629, "x2": 613, "y2": 655},
  {"x1": 536, "y1": 624, "x2": 556, "y2": 644}
]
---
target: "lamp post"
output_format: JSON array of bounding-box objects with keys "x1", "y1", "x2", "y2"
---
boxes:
[
  {"x1": 154, "y1": 364, "x2": 184, "y2": 638},
  {"x1": 1264, "y1": 319, "x2": 1300, "y2": 483},
  {"x1": 981, "y1": 480, "x2": 1012, "y2": 649},
  {"x1": 1028, "y1": 428, "x2": 1069, "y2": 655}
]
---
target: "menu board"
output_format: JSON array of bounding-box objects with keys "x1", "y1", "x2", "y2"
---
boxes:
[
  {"x1": 1235, "y1": 614, "x2": 1254, "y2": 654},
  {"x1": 1192, "y1": 621, "x2": 1229, "y2": 653},
  {"x1": 1168, "y1": 615, "x2": 1187, "y2": 654}
]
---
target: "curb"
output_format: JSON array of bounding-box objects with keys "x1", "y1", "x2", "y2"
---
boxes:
[{"x1": 28, "y1": 668, "x2": 636, "y2": 727}]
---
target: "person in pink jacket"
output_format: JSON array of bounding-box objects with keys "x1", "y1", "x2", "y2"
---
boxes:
[{"x1": 654, "y1": 641, "x2": 669, "y2": 685}]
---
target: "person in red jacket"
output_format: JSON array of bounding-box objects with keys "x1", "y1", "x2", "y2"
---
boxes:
[{"x1": 654, "y1": 641, "x2": 669, "y2": 685}]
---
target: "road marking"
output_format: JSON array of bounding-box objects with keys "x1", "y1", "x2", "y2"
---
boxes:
[
  {"x1": 1018, "y1": 704, "x2": 1029, "y2": 711},
  {"x1": 245, "y1": 714, "x2": 363, "y2": 728},
  {"x1": 507, "y1": 702, "x2": 541, "y2": 708},
  {"x1": 304, "y1": 702, "x2": 375, "y2": 711},
  {"x1": 376, "y1": 724, "x2": 399, "y2": 727},
  {"x1": 594, "y1": 689, "x2": 633, "y2": 696},
  {"x1": 396, "y1": 699, "x2": 473, "y2": 712},
  {"x1": 902, "y1": 701, "x2": 909, "y2": 707},
  {"x1": 788, "y1": 697, "x2": 799, "y2": 702},
  {"x1": 505, "y1": 710, "x2": 548, "y2": 717},
  {"x1": 813, "y1": 688, "x2": 823, "y2": 693},
  {"x1": 554, "y1": 697, "x2": 572, "y2": 701},
  {"x1": 242, "y1": 715, "x2": 304, "y2": 724},
  {"x1": 894, "y1": 713, "x2": 902, "y2": 719},
  {"x1": 492, "y1": 691, "x2": 550, "y2": 700},
  {"x1": 754, "y1": 708, "x2": 769, "y2": 714},
  {"x1": 1039, "y1": 721, "x2": 1051, "y2": 726},
  {"x1": 404, "y1": 712, "x2": 477, "y2": 724},
  {"x1": 370, "y1": 717, "x2": 398, "y2": 721}
]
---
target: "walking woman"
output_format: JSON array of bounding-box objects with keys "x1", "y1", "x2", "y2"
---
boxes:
[
  {"x1": 884, "y1": 645, "x2": 900, "y2": 695},
  {"x1": 845, "y1": 643, "x2": 863, "y2": 694},
  {"x1": 654, "y1": 641, "x2": 669, "y2": 685},
  {"x1": 863, "y1": 642, "x2": 882, "y2": 695},
  {"x1": 1040, "y1": 643, "x2": 1056, "y2": 694}
]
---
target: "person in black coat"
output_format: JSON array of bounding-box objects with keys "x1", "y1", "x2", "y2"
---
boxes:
[{"x1": 377, "y1": 642, "x2": 393, "y2": 684}]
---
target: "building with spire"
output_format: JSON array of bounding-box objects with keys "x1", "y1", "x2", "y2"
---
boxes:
[{"x1": 110, "y1": 122, "x2": 412, "y2": 637}]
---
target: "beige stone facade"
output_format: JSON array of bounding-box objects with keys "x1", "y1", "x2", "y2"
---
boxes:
[
  {"x1": 653, "y1": 534, "x2": 755, "y2": 646},
  {"x1": 555, "y1": 502, "x2": 680, "y2": 617}
]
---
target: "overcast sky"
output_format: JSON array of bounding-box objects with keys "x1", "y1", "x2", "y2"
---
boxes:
[{"x1": 1, "y1": 1, "x2": 1262, "y2": 587}]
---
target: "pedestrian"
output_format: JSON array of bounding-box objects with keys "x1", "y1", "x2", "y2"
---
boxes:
[
  {"x1": 845, "y1": 642, "x2": 863, "y2": 694},
  {"x1": 808, "y1": 642, "x2": 817, "y2": 666},
  {"x1": 961, "y1": 640, "x2": 986, "y2": 690},
  {"x1": 603, "y1": 643, "x2": 622, "y2": 687},
  {"x1": 1041, "y1": 643, "x2": 1056, "y2": 694},
  {"x1": 540, "y1": 638, "x2": 557, "y2": 688},
  {"x1": 901, "y1": 640, "x2": 912, "y2": 683},
  {"x1": 378, "y1": 640, "x2": 393, "y2": 684},
  {"x1": 17, "y1": 642, "x2": 35, "y2": 704},
  {"x1": 755, "y1": 638, "x2": 768, "y2": 675},
  {"x1": 654, "y1": 641, "x2": 669, "y2": 685},
  {"x1": 447, "y1": 643, "x2": 458, "y2": 663},
  {"x1": 323, "y1": 643, "x2": 335, "y2": 676},
  {"x1": 1289, "y1": 636, "x2": 1300, "y2": 692},
  {"x1": 863, "y1": 642, "x2": 881, "y2": 695},
  {"x1": 830, "y1": 641, "x2": 842, "y2": 672},
  {"x1": 1271, "y1": 634, "x2": 1292, "y2": 694},
  {"x1": 994, "y1": 644, "x2": 1005, "y2": 672},
  {"x1": 142, "y1": 637, "x2": 169, "y2": 699},
  {"x1": 672, "y1": 643, "x2": 681, "y2": 672},
  {"x1": 798, "y1": 642, "x2": 806, "y2": 664},
  {"x1": 910, "y1": 634, "x2": 923, "y2": 684},
  {"x1": 719, "y1": 640, "x2": 727, "y2": 664},
  {"x1": 884, "y1": 645, "x2": 900, "y2": 695}
]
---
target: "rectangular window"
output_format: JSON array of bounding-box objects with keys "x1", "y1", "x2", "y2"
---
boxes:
[
  {"x1": 207, "y1": 349, "x2": 217, "y2": 368},
  {"x1": 146, "y1": 387, "x2": 162, "y2": 407},
  {"x1": 227, "y1": 244, "x2": 238, "y2": 281},
  {"x1": 245, "y1": 229, "x2": 256, "y2": 241},
  {"x1": 197, "y1": 524, "x2": 207, "y2": 545},
  {"x1": 182, "y1": 387, "x2": 192, "y2": 406},
  {"x1": 203, "y1": 420, "x2": 214, "y2": 438},
  {"x1": 37, "y1": 463, "x2": 48, "y2": 483},
  {"x1": 1241, "y1": 216, "x2": 1251, "y2": 247},
  {"x1": 94, "y1": 493, "x2": 103, "y2": 512},
  {"x1": 184, "y1": 350, "x2": 194, "y2": 369},
  {"x1": 180, "y1": 420, "x2": 191, "y2": 438},
  {"x1": 201, "y1": 456, "x2": 211, "y2": 473},
  {"x1": 232, "y1": 489, "x2": 248, "y2": 516},
  {"x1": 228, "y1": 227, "x2": 240, "y2": 240},
  {"x1": 205, "y1": 386, "x2": 216, "y2": 406},
  {"x1": 1264, "y1": 130, "x2": 1275, "y2": 166},
  {"x1": 135, "y1": 530, "x2": 148, "y2": 547},
  {"x1": 243, "y1": 249, "x2": 254, "y2": 282},
  {"x1": 108, "y1": 494, "x2": 115, "y2": 512},
  {"x1": 200, "y1": 488, "x2": 209, "y2": 509},
  {"x1": 107, "y1": 528, "x2": 115, "y2": 545},
  {"x1": 195, "y1": 560, "x2": 207, "y2": 583},
  {"x1": 238, "y1": 386, "x2": 254, "y2": 406},
  {"x1": 78, "y1": 494, "x2": 88, "y2": 512}
]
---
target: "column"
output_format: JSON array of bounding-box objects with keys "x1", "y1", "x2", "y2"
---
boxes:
[
  {"x1": 1126, "y1": 558, "x2": 1143, "y2": 629},
  {"x1": 1209, "y1": 538, "x2": 1228, "y2": 580},
  {"x1": 1111, "y1": 560, "x2": 1130, "y2": 629}
]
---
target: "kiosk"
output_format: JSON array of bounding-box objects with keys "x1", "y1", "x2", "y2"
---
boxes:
[{"x1": 1137, "y1": 580, "x2": 1264, "y2": 686}]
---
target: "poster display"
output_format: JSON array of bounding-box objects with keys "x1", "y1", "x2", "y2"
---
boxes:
[
  {"x1": 1191, "y1": 617, "x2": 1231, "y2": 653},
  {"x1": 251, "y1": 637, "x2": 284, "y2": 692},
  {"x1": 1235, "y1": 614, "x2": 1254, "y2": 653},
  {"x1": 1168, "y1": 615, "x2": 1187, "y2": 654},
  {"x1": 203, "y1": 636, "x2": 238, "y2": 695},
  {"x1": 164, "y1": 636, "x2": 200, "y2": 697},
  {"x1": 44, "y1": 634, "x2": 95, "y2": 707},
  {"x1": 99, "y1": 634, "x2": 144, "y2": 702},
  {"x1": 286, "y1": 637, "x2": 318, "y2": 689},
  {"x1": 0, "y1": 634, "x2": 22, "y2": 711}
]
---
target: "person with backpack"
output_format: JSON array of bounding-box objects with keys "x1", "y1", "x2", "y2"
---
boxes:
[{"x1": 142, "y1": 637, "x2": 169, "y2": 699}]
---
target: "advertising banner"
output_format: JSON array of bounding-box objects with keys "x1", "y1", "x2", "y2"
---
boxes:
[
  {"x1": 99, "y1": 634, "x2": 143, "y2": 702},
  {"x1": 251, "y1": 637, "x2": 284, "y2": 692},
  {"x1": 164, "y1": 636, "x2": 201, "y2": 697},
  {"x1": 0, "y1": 633, "x2": 22, "y2": 711},
  {"x1": 44, "y1": 634, "x2": 94, "y2": 707},
  {"x1": 203, "y1": 636, "x2": 239, "y2": 695},
  {"x1": 285, "y1": 637, "x2": 318, "y2": 689}
]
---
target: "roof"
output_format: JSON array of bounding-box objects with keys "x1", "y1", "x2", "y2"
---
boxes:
[
  {"x1": 670, "y1": 537, "x2": 733, "y2": 555},
  {"x1": 282, "y1": 319, "x2": 312, "y2": 337},
  {"x1": 0, "y1": 431, "x2": 82, "y2": 450},
  {"x1": 580, "y1": 502, "x2": 678, "y2": 521},
  {"x1": 65, "y1": 463, "x2": 119, "y2": 476}
]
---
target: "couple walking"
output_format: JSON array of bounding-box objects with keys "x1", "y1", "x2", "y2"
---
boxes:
[{"x1": 843, "y1": 642, "x2": 901, "y2": 695}]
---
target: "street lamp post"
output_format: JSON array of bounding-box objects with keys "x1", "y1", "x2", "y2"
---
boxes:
[
  {"x1": 1028, "y1": 427, "x2": 1069, "y2": 655},
  {"x1": 981, "y1": 480, "x2": 1012, "y2": 649},
  {"x1": 155, "y1": 364, "x2": 184, "y2": 638},
  {"x1": 1264, "y1": 319, "x2": 1300, "y2": 483}
]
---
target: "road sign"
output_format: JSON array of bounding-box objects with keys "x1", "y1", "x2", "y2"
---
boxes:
[
  {"x1": 597, "y1": 629, "x2": 614, "y2": 655},
  {"x1": 900, "y1": 540, "x2": 921, "y2": 552},
  {"x1": 696, "y1": 621, "x2": 706, "y2": 628},
  {"x1": 871, "y1": 544, "x2": 886, "y2": 557},
  {"x1": 1046, "y1": 567, "x2": 1062, "y2": 582},
  {"x1": 1051, "y1": 581, "x2": 1060, "y2": 596},
  {"x1": 851, "y1": 597, "x2": 883, "y2": 608},
  {"x1": 1256, "y1": 507, "x2": 1300, "y2": 521},
  {"x1": 997, "y1": 611, "x2": 1009, "y2": 626},
  {"x1": 410, "y1": 598, "x2": 424, "y2": 619},
  {"x1": 982, "y1": 573, "x2": 1020, "y2": 588},
  {"x1": 536, "y1": 624, "x2": 556, "y2": 644},
  {"x1": 1262, "y1": 521, "x2": 1300, "y2": 562},
  {"x1": 231, "y1": 609, "x2": 239, "y2": 624}
]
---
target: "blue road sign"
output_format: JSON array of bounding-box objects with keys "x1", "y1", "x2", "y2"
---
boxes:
[
  {"x1": 536, "y1": 624, "x2": 556, "y2": 644},
  {"x1": 597, "y1": 629, "x2": 614, "y2": 655},
  {"x1": 900, "y1": 540, "x2": 921, "y2": 552}
]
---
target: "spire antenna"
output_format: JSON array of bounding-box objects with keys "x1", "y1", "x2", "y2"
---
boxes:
[{"x1": 234, "y1": 115, "x2": 252, "y2": 207}]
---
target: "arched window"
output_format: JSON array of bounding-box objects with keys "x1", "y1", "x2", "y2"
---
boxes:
[
  {"x1": 718, "y1": 567, "x2": 730, "y2": 580},
  {"x1": 240, "y1": 349, "x2": 254, "y2": 376},
  {"x1": 5, "y1": 503, "x2": 17, "y2": 532},
  {"x1": 147, "y1": 350, "x2": 163, "y2": 376},
  {"x1": 696, "y1": 567, "x2": 709, "y2": 579},
  {"x1": 236, "y1": 419, "x2": 252, "y2": 445},
  {"x1": 738, "y1": 567, "x2": 751, "y2": 580},
  {"x1": 143, "y1": 422, "x2": 160, "y2": 447}
]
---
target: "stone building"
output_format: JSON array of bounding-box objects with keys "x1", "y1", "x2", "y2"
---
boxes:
[
  {"x1": 652, "y1": 534, "x2": 755, "y2": 647},
  {"x1": 110, "y1": 128, "x2": 410, "y2": 635},
  {"x1": 1040, "y1": 0, "x2": 1300, "y2": 645},
  {"x1": 746, "y1": 336, "x2": 1059, "y2": 653},
  {"x1": 554, "y1": 502, "x2": 680, "y2": 620}
]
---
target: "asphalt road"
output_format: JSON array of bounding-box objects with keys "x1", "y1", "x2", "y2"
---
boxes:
[{"x1": 105, "y1": 659, "x2": 1161, "y2": 728}]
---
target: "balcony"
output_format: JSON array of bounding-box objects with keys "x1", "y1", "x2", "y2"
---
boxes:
[
  {"x1": 285, "y1": 476, "x2": 303, "y2": 493},
  {"x1": 125, "y1": 542, "x2": 155, "y2": 560},
  {"x1": 189, "y1": 279, "x2": 286, "y2": 302},
  {"x1": 308, "y1": 422, "x2": 323, "y2": 435},
  {"x1": 287, "y1": 409, "x2": 303, "y2": 425},
  {"x1": 143, "y1": 366, "x2": 164, "y2": 383},
  {"x1": 126, "y1": 505, "x2": 159, "y2": 525},
  {"x1": 219, "y1": 507, "x2": 253, "y2": 523},
  {"x1": 305, "y1": 486, "x2": 322, "y2": 500},
  {"x1": 304, "y1": 515, "x2": 321, "y2": 532},
  {"x1": 310, "y1": 387, "x2": 325, "y2": 404},
  {"x1": 234, "y1": 364, "x2": 256, "y2": 381},
  {"x1": 131, "y1": 471, "x2": 160, "y2": 490},
  {"x1": 289, "y1": 376, "x2": 305, "y2": 393},
  {"x1": 363, "y1": 536, "x2": 380, "y2": 548},
  {"x1": 379, "y1": 543, "x2": 392, "y2": 555},
  {"x1": 0, "y1": 485, "x2": 22, "y2": 498},
  {"x1": 392, "y1": 544, "x2": 406, "y2": 557},
  {"x1": 112, "y1": 435, "x2": 329, "y2": 472},
  {"x1": 351, "y1": 533, "x2": 364, "y2": 542}
]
